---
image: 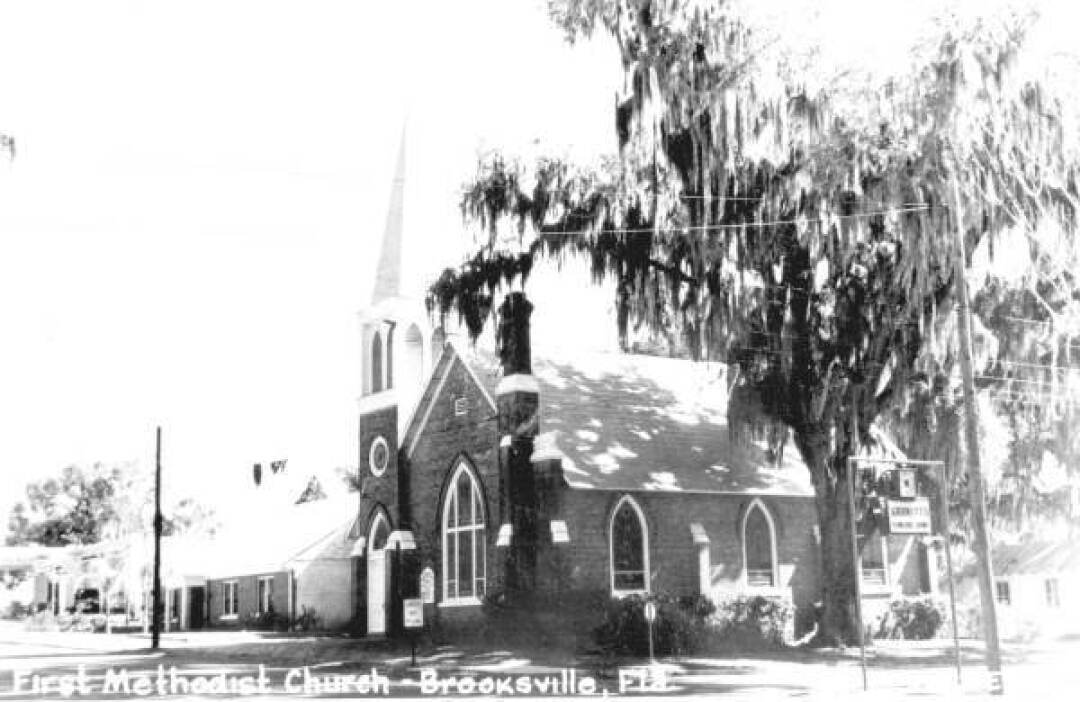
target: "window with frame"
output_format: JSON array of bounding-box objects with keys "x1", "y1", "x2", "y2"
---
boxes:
[
  {"x1": 1045, "y1": 578, "x2": 1060, "y2": 608},
  {"x1": 223, "y1": 581, "x2": 239, "y2": 616},
  {"x1": 995, "y1": 580, "x2": 1011, "y2": 606},
  {"x1": 257, "y1": 576, "x2": 274, "y2": 614},
  {"x1": 442, "y1": 461, "x2": 486, "y2": 603},
  {"x1": 860, "y1": 534, "x2": 888, "y2": 586},
  {"x1": 743, "y1": 500, "x2": 777, "y2": 588},
  {"x1": 610, "y1": 496, "x2": 649, "y2": 595}
]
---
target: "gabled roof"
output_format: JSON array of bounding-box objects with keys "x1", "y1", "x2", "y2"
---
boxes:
[
  {"x1": 456, "y1": 345, "x2": 814, "y2": 497},
  {"x1": 402, "y1": 341, "x2": 497, "y2": 457},
  {"x1": 197, "y1": 495, "x2": 358, "y2": 579}
]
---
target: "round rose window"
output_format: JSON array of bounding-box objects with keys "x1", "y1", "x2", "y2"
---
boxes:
[{"x1": 369, "y1": 436, "x2": 389, "y2": 477}]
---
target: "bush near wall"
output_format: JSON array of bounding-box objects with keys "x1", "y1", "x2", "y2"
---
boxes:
[
  {"x1": 706, "y1": 594, "x2": 794, "y2": 651},
  {"x1": 465, "y1": 589, "x2": 611, "y2": 650},
  {"x1": 593, "y1": 594, "x2": 715, "y2": 657},
  {"x1": 593, "y1": 593, "x2": 795, "y2": 656},
  {"x1": 241, "y1": 610, "x2": 290, "y2": 632},
  {"x1": 874, "y1": 596, "x2": 945, "y2": 640}
]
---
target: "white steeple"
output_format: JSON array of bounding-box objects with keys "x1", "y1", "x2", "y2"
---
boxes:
[
  {"x1": 358, "y1": 123, "x2": 439, "y2": 437},
  {"x1": 370, "y1": 127, "x2": 406, "y2": 306}
]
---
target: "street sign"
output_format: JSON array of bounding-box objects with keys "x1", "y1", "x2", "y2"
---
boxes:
[
  {"x1": 403, "y1": 598, "x2": 423, "y2": 629},
  {"x1": 886, "y1": 497, "x2": 932, "y2": 534},
  {"x1": 420, "y1": 567, "x2": 435, "y2": 604},
  {"x1": 643, "y1": 601, "x2": 656, "y2": 623}
]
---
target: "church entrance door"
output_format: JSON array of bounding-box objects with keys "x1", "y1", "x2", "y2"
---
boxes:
[{"x1": 366, "y1": 511, "x2": 390, "y2": 636}]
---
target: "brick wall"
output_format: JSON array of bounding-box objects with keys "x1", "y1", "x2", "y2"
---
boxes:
[
  {"x1": 207, "y1": 571, "x2": 289, "y2": 627},
  {"x1": 389, "y1": 345, "x2": 827, "y2": 639},
  {"x1": 403, "y1": 354, "x2": 500, "y2": 629},
  {"x1": 553, "y1": 489, "x2": 820, "y2": 614},
  {"x1": 358, "y1": 405, "x2": 399, "y2": 526}
]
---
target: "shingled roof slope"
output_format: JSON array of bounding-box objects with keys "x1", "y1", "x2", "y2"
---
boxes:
[
  {"x1": 994, "y1": 540, "x2": 1080, "y2": 576},
  {"x1": 458, "y1": 345, "x2": 813, "y2": 496}
]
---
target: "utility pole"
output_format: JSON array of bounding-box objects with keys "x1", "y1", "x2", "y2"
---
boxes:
[
  {"x1": 151, "y1": 426, "x2": 163, "y2": 650},
  {"x1": 952, "y1": 180, "x2": 1004, "y2": 695}
]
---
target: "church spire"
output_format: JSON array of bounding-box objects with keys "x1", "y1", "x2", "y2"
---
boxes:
[{"x1": 371, "y1": 126, "x2": 407, "y2": 304}]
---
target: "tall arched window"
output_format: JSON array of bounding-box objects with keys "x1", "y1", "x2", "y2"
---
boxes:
[
  {"x1": 442, "y1": 460, "x2": 486, "y2": 603},
  {"x1": 385, "y1": 325, "x2": 394, "y2": 389},
  {"x1": 742, "y1": 498, "x2": 778, "y2": 587},
  {"x1": 403, "y1": 324, "x2": 424, "y2": 390},
  {"x1": 371, "y1": 331, "x2": 383, "y2": 393},
  {"x1": 609, "y1": 495, "x2": 649, "y2": 595}
]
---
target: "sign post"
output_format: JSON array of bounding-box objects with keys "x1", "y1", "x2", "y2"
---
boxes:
[
  {"x1": 643, "y1": 600, "x2": 656, "y2": 662},
  {"x1": 403, "y1": 598, "x2": 423, "y2": 667},
  {"x1": 848, "y1": 456, "x2": 960, "y2": 691}
]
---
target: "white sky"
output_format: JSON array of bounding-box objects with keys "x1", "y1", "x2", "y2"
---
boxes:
[{"x1": 0, "y1": 0, "x2": 621, "y2": 524}]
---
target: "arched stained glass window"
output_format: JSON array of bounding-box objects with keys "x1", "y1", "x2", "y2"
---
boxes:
[
  {"x1": 442, "y1": 461, "x2": 486, "y2": 602},
  {"x1": 743, "y1": 499, "x2": 777, "y2": 588},
  {"x1": 610, "y1": 496, "x2": 649, "y2": 595}
]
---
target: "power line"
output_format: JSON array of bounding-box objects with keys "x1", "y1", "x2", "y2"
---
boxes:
[{"x1": 532, "y1": 204, "x2": 933, "y2": 235}]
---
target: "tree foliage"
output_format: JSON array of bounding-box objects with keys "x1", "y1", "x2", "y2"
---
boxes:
[
  {"x1": 5, "y1": 463, "x2": 217, "y2": 546},
  {"x1": 429, "y1": 0, "x2": 1080, "y2": 643}
]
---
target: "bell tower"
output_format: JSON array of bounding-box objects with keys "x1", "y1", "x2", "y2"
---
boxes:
[{"x1": 357, "y1": 126, "x2": 435, "y2": 525}]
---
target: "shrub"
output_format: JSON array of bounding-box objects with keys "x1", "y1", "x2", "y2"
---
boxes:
[
  {"x1": 468, "y1": 589, "x2": 610, "y2": 651},
  {"x1": 593, "y1": 593, "x2": 715, "y2": 657},
  {"x1": 242, "y1": 610, "x2": 290, "y2": 631},
  {"x1": 707, "y1": 594, "x2": 793, "y2": 650},
  {"x1": 292, "y1": 606, "x2": 321, "y2": 632},
  {"x1": 876, "y1": 596, "x2": 945, "y2": 640},
  {"x1": 3, "y1": 601, "x2": 29, "y2": 620}
]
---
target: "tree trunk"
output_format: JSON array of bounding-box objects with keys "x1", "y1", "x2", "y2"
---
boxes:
[{"x1": 797, "y1": 430, "x2": 862, "y2": 646}]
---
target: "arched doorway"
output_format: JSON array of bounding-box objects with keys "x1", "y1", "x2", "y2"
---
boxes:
[{"x1": 366, "y1": 510, "x2": 391, "y2": 635}]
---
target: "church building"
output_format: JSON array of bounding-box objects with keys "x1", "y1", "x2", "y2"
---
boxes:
[{"x1": 350, "y1": 132, "x2": 930, "y2": 639}]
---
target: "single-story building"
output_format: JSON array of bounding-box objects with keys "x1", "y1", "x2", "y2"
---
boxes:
[
  {"x1": 202, "y1": 494, "x2": 360, "y2": 630},
  {"x1": 969, "y1": 539, "x2": 1080, "y2": 640}
]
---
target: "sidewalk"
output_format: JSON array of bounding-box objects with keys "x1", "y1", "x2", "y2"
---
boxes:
[{"x1": 2, "y1": 620, "x2": 1078, "y2": 699}]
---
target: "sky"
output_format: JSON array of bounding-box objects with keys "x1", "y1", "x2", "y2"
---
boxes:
[{"x1": 0, "y1": 0, "x2": 621, "y2": 525}]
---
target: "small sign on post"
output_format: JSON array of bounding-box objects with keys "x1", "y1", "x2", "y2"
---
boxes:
[
  {"x1": 420, "y1": 568, "x2": 435, "y2": 604},
  {"x1": 403, "y1": 598, "x2": 423, "y2": 629},
  {"x1": 886, "y1": 497, "x2": 932, "y2": 534},
  {"x1": 403, "y1": 598, "x2": 423, "y2": 668}
]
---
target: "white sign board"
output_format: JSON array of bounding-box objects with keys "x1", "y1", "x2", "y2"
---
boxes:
[
  {"x1": 403, "y1": 598, "x2": 423, "y2": 629},
  {"x1": 643, "y1": 601, "x2": 657, "y2": 622},
  {"x1": 420, "y1": 568, "x2": 435, "y2": 604},
  {"x1": 886, "y1": 497, "x2": 932, "y2": 534}
]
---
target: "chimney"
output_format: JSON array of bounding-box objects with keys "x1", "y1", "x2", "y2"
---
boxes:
[{"x1": 496, "y1": 292, "x2": 540, "y2": 592}]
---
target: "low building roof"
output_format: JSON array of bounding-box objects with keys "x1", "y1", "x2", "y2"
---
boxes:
[
  {"x1": 459, "y1": 345, "x2": 814, "y2": 497},
  {"x1": 994, "y1": 540, "x2": 1080, "y2": 577},
  {"x1": 0, "y1": 545, "x2": 57, "y2": 569},
  {"x1": 193, "y1": 495, "x2": 358, "y2": 579}
]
